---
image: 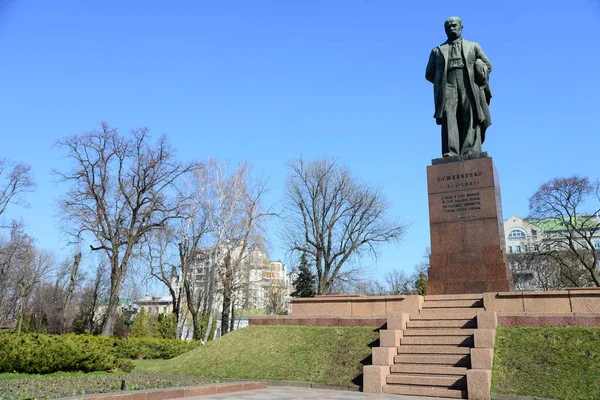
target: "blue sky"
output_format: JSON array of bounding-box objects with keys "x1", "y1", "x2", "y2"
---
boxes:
[{"x1": 1, "y1": 0, "x2": 599, "y2": 289}]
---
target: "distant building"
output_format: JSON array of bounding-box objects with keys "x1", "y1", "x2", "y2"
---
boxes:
[
  {"x1": 504, "y1": 215, "x2": 600, "y2": 290},
  {"x1": 136, "y1": 294, "x2": 173, "y2": 315},
  {"x1": 179, "y1": 245, "x2": 295, "y2": 316}
]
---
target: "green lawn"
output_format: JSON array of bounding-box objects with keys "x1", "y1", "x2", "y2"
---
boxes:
[
  {"x1": 144, "y1": 325, "x2": 379, "y2": 387},
  {"x1": 6, "y1": 324, "x2": 598, "y2": 399},
  {"x1": 131, "y1": 359, "x2": 169, "y2": 370},
  {"x1": 0, "y1": 371, "x2": 215, "y2": 399},
  {"x1": 492, "y1": 326, "x2": 600, "y2": 400},
  {"x1": 0, "y1": 371, "x2": 110, "y2": 381}
]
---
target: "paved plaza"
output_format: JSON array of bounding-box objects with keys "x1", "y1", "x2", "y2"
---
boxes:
[{"x1": 174, "y1": 386, "x2": 446, "y2": 400}]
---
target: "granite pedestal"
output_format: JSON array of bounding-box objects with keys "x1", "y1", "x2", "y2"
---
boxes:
[{"x1": 426, "y1": 153, "x2": 513, "y2": 294}]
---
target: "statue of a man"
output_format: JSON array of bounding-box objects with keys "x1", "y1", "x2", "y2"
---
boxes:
[{"x1": 426, "y1": 17, "x2": 492, "y2": 157}]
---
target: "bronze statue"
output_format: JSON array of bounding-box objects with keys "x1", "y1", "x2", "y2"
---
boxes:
[{"x1": 426, "y1": 17, "x2": 492, "y2": 157}]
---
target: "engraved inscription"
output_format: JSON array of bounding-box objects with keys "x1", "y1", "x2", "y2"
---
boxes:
[
  {"x1": 441, "y1": 191, "x2": 481, "y2": 213},
  {"x1": 436, "y1": 170, "x2": 482, "y2": 190}
]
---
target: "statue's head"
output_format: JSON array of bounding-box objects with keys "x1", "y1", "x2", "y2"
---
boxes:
[{"x1": 444, "y1": 17, "x2": 463, "y2": 41}]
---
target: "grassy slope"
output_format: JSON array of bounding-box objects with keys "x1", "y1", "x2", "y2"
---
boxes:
[
  {"x1": 143, "y1": 325, "x2": 379, "y2": 387},
  {"x1": 3, "y1": 325, "x2": 600, "y2": 398},
  {"x1": 492, "y1": 326, "x2": 600, "y2": 400}
]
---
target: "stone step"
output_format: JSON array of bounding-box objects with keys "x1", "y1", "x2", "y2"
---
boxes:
[
  {"x1": 425, "y1": 294, "x2": 483, "y2": 301},
  {"x1": 422, "y1": 299, "x2": 484, "y2": 308},
  {"x1": 404, "y1": 328, "x2": 475, "y2": 336},
  {"x1": 401, "y1": 335, "x2": 473, "y2": 346},
  {"x1": 416, "y1": 310, "x2": 478, "y2": 319},
  {"x1": 391, "y1": 364, "x2": 468, "y2": 375},
  {"x1": 387, "y1": 373, "x2": 466, "y2": 388},
  {"x1": 398, "y1": 345, "x2": 471, "y2": 355},
  {"x1": 394, "y1": 354, "x2": 470, "y2": 367},
  {"x1": 383, "y1": 384, "x2": 466, "y2": 399},
  {"x1": 407, "y1": 319, "x2": 477, "y2": 329}
]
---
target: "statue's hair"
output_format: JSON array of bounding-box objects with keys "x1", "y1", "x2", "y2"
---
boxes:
[{"x1": 444, "y1": 16, "x2": 463, "y2": 27}]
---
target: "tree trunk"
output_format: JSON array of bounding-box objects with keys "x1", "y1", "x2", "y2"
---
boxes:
[
  {"x1": 203, "y1": 307, "x2": 214, "y2": 341},
  {"x1": 220, "y1": 289, "x2": 231, "y2": 336},
  {"x1": 17, "y1": 287, "x2": 24, "y2": 336},
  {"x1": 168, "y1": 284, "x2": 183, "y2": 339},
  {"x1": 62, "y1": 252, "x2": 81, "y2": 333},
  {"x1": 229, "y1": 298, "x2": 235, "y2": 332},
  {"x1": 190, "y1": 308, "x2": 201, "y2": 340},
  {"x1": 176, "y1": 307, "x2": 186, "y2": 340},
  {"x1": 221, "y1": 265, "x2": 232, "y2": 336},
  {"x1": 88, "y1": 276, "x2": 101, "y2": 333},
  {"x1": 101, "y1": 268, "x2": 122, "y2": 337}
]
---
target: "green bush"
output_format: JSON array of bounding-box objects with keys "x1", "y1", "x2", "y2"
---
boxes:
[
  {"x1": 155, "y1": 314, "x2": 177, "y2": 339},
  {"x1": 0, "y1": 333, "x2": 133, "y2": 374},
  {"x1": 0, "y1": 333, "x2": 200, "y2": 374},
  {"x1": 129, "y1": 310, "x2": 155, "y2": 338}
]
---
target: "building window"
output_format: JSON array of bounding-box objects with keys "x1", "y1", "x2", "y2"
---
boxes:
[
  {"x1": 531, "y1": 229, "x2": 537, "y2": 237},
  {"x1": 594, "y1": 241, "x2": 600, "y2": 249},
  {"x1": 534, "y1": 245, "x2": 540, "y2": 252},
  {"x1": 508, "y1": 246, "x2": 513, "y2": 253},
  {"x1": 508, "y1": 229, "x2": 527, "y2": 239},
  {"x1": 515, "y1": 245, "x2": 522, "y2": 253}
]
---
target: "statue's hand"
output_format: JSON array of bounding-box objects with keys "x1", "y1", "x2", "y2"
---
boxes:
[{"x1": 436, "y1": 117, "x2": 443, "y2": 125}]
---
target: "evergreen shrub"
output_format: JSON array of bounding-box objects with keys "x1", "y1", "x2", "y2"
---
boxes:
[
  {"x1": 0, "y1": 333, "x2": 199, "y2": 373},
  {"x1": 0, "y1": 333, "x2": 133, "y2": 373}
]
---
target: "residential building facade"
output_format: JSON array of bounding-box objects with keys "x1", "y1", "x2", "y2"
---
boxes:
[
  {"x1": 504, "y1": 215, "x2": 600, "y2": 291},
  {"x1": 181, "y1": 245, "x2": 295, "y2": 314}
]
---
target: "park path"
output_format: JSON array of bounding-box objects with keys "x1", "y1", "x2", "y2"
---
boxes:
[{"x1": 173, "y1": 385, "x2": 446, "y2": 400}]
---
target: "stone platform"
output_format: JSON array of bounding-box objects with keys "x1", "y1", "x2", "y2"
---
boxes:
[
  {"x1": 250, "y1": 291, "x2": 600, "y2": 400},
  {"x1": 426, "y1": 154, "x2": 513, "y2": 294}
]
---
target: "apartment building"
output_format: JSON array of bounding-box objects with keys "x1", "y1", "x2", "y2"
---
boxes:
[{"x1": 504, "y1": 215, "x2": 600, "y2": 290}]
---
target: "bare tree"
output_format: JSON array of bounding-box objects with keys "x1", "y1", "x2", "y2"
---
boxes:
[
  {"x1": 283, "y1": 158, "x2": 407, "y2": 294},
  {"x1": 265, "y1": 280, "x2": 286, "y2": 315},
  {"x1": 384, "y1": 269, "x2": 412, "y2": 295},
  {"x1": 55, "y1": 123, "x2": 197, "y2": 336},
  {"x1": 217, "y1": 168, "x2": 270, "y2": 336},
  {"x1": 0, "y1": 228, "x2": 18, "y2": 327},
  {"x1": 350, "y1": 279, "x2": 387, "y2": 296},
  {"x1": 9, "y1": 227, "x2": 55, "y2": 335},
  {"x1": 72, "y1": 260, "x2": 109, "y2": 334},
  {"x1": 0, "y1": 222, "x2": 53, "y2": 330},
  {"x1": 0, "y1": 158, "x2": 35, "y2": 223},
  {"x1": 508, "y1": 251, "x2": 566, "y2": 291},
  {"x1": 192, "y1": 160, "x2": 270, "y2": 337},
  {"x1": 528, "y1": 175, "x2": 600, "y2": 287},
  {"x1": 144, "y1": 223, "x2": 195, "y2": 339},
  {"x1": 27, "y1": 251, "x2": 83, "y2": 334},
  {"x1": 179, "y1": 159, "x2": 246, "y2": 340}
]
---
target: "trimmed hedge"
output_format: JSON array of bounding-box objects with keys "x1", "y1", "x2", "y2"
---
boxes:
[
  {"x1": 0, "y1": 334, "x2": 201, "y2": 374},
  {"x1": 0, "y1": 334, "x2": 133, "y2": 374}
]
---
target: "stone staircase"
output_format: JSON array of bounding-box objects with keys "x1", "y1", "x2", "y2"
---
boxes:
[
  {"x1": 365, "y1": 294, "x2": 497, "y2": 399},
  {"x1": 384, "y1": 294, "x2": 483, "y2": 398}
]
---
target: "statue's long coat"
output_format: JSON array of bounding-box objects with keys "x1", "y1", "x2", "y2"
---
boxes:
[{"x1": 425, "y1": 39, "x2": 493, "y2": 142}]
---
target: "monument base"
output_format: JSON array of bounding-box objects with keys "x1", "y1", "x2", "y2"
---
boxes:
[{"x1": 426, "y1": 154, "x2": 513, "y2": 295}]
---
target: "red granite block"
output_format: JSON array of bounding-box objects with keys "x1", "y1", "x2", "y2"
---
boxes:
[
  {"x1": 146, "y1": 389, "x2": 184, "y2": 400},
  {"x1": 427, "y1": 156, "x2": 513, "y2": 294},
  {"x1": 215, "y1": 384, "x2": 246, "y2": 394},
  {"x1": 244, "y1": 382, "x2": 268, "y2": 390},
  {"x1": 184, "y1": 386, "x2": 217, "y2": 396}
]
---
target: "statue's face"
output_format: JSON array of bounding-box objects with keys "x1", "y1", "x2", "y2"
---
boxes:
[{"x1": 444, "y1": 18, "x2": 463, "y2": 40}]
